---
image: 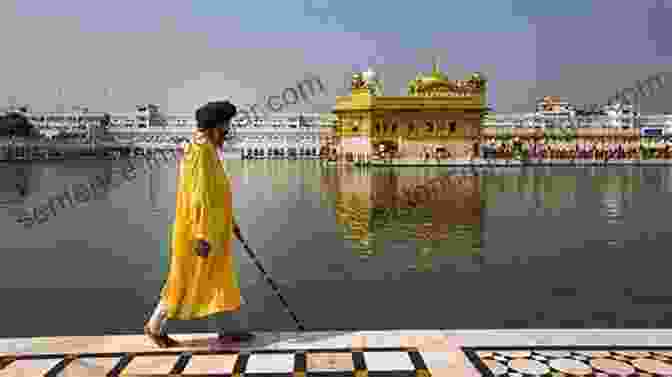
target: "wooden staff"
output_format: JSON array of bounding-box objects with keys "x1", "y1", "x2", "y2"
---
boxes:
[{"x1": 234, "y1": 227, "x2": 306, "y2": 331}]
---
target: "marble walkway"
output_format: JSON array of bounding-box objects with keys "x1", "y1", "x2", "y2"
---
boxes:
[{"x1": 2, "y1": 329, "x2": 672, "y2": 376}]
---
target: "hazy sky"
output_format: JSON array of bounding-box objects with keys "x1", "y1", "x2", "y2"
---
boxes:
[{"x1": 1, "y1": 0, "x2": 671, "y2": 114}]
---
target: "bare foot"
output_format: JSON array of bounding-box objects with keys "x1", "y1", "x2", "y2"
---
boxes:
[
  {"x1": 160, "y1": 333, "x2": 180, "y2": 348},
  {"x1": 144, "y1": 324, "x2": 179, "y2": 348}
]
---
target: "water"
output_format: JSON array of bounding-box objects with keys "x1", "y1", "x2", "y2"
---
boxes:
[{"x1": 1, "y1": 160, "x2": 672, "y2": 337}]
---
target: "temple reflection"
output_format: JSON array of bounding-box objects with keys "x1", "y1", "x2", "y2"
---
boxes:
[{"x1": 322, "y1": 167, "x2": 483, "y2": 269}]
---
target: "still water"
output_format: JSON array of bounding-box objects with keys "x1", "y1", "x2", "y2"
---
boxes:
[{"x1": 1, "y1": 159, "x2": 672, "y2": 337}]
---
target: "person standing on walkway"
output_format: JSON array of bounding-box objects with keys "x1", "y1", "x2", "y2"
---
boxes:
[{"x1": 144, "y1": 101, "x2": 253, "y2": 348}]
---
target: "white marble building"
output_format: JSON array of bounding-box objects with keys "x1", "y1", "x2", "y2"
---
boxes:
[
  {"x1": 234, "y1": 113, "x2": 335, "y2": 157},
  {"x1": 100, "y1": 112, "x2": 337, "y2": 156},
  {"x1": 481, "y1": 98, "x2": 664, "y2": 129},
  {"x1": 16, "y1": 100, "x2": 671, "y2": 154}
]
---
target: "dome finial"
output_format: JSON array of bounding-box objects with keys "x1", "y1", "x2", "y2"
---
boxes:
[{"x1": 432, "y1": 56, "x2": 440, "y2": 75}]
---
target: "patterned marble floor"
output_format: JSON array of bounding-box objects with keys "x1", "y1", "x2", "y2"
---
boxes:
[
  {"x1": 464, "y1": 347, "x2": 672, "y2": 376},
  {"x1": 2, "y1": 330, "x2": 672, "y2": 376}
]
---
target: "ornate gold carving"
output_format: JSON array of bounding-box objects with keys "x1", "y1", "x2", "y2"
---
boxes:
[{"x1": 407, "y1": 62, "x2": 487, "y2": 98}]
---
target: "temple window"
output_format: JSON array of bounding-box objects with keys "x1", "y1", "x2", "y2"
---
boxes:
[
  {"x1": 425, "y1": 121, "x2": 434, "y2": 133},
  {"x1": 449, "y1": 121, "x2": 457, "y2": 133}
]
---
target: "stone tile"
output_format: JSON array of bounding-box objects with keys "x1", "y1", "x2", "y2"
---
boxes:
[
  {"x1": 307, "y1": 352, "x2": 354, "y2": 372},
  {"x1": 245, "y1": 353, "x2": 294, "y2": 373},
  {"x1": 182, "y1": 354, "x2": 237, "y2": 374},
  {"x1": 480, "y1": 358, "x2": 509, "y2": 375},
  {"x1": 400, "y1": 334, "x2": 451, "y2": 351},
  {"x1": 420, "y1": 351, "x2": 453, "y2": 371},
  {"x1": 349, "y1": 334, "x2": 368, "y2": 350},
  {"x1": 122, "y1": 354, "x2": 179, "y2": 374},
  {"x1": 430, "y1": 356, "x2": 482, "y2": 377},
  {"x1": 364, "y1": 351, "x2": 414, "y2": 371},
  {"x1": 590, "y1": 358, "x2": 636, "y2": 375},
  {"x1": 0, "y1": 358, "x2": 62, "y2": 376},
  {"x1": 631, "y1": 358, "x2": 672, "y2": 375},
  {"x1": 59, "y1": 357, "x2": 121, "y2": 377},
  {"x1": 509, "y1": 358, "x2": 551, "y2": 374}
]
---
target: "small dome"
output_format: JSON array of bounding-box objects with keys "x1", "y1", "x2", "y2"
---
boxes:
[
  {"x1": 472, "y1": 72, "x2": 486, "y2": 81},
  {"x1": 362, "y1": 67, "x2": 377, "y2": 82}
]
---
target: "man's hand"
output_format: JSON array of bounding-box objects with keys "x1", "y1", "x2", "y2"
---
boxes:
[
  {"x1": 194, "y1": 239, "x2": 210, "y2": 258},
  {"x1": 233, "y1": 222, "x2": 243, "y2": 242}
]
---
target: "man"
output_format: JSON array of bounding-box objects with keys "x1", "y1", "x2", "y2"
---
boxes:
[{"x1": 144, "y1": 101, "x2": 253, "y2": 347}]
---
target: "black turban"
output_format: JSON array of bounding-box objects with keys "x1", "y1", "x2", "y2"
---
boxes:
[{"x1": 195, "y1": 101, "x2": 237, "y2": 128}]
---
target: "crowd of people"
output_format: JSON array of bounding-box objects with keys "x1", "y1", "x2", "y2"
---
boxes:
[
  {"x1": 481, "y1": 137, "x2": 672, "y2": 160},
  {"x1": 319, "y1": 138, "x2": 672, "y2": 163}
]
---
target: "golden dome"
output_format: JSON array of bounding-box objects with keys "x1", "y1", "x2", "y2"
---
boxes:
[
  {"x1": 408, "y1": 59, "x2": 457, "y2": 95},
  {"x1": 417, "y1": 60, "x2": 449, "y2": 83}
]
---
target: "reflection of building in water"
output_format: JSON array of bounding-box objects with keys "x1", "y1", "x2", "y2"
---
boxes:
[
  {"x1": 334, "y1": 173, "x2": 374, "y2": 248},
  {"x1": 371, "y1": 173, "x2": 482, "y2": 253},
  {"x1": 322, "y1": 168, "x2": 483, "y2": 263},
  {"x1": 147, "y1": 161, "x2": 161, "y2": 214},
  {"x1": 333, "y1": 60, "x2": 487, "y2": 159}
]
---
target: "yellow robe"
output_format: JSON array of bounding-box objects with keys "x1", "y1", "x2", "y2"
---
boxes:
[{"x1": 160, "y1": 138, "x2": 241, "y2": 319}]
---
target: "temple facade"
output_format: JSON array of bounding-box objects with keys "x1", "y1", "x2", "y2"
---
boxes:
[{"x1": 332, "y1": 62, "x2": 488, "y2": 159}]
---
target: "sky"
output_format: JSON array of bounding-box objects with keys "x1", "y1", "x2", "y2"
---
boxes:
[{"x1": 0, "y1": 0, "x2": 671, "y2": 114}]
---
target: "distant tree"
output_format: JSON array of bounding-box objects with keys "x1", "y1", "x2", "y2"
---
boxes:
[{"x1": 0, "y1": 113, "x2": 37, "y2": 137}]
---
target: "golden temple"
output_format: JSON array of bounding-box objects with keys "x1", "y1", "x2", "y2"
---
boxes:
[{"x1": 332, "y1": 60, "x2": 488, "y2": 160}]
